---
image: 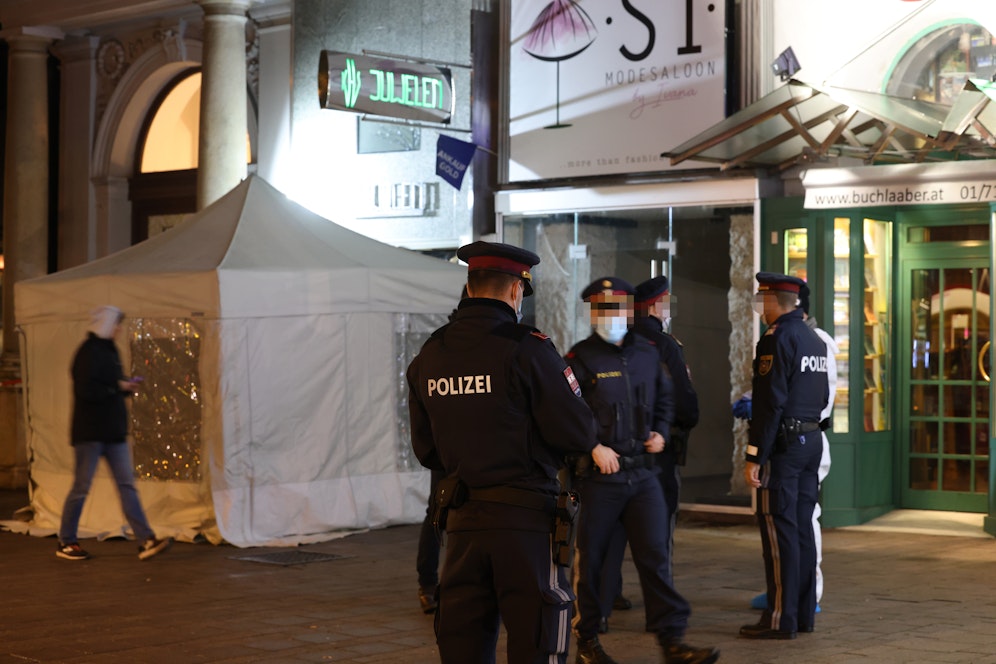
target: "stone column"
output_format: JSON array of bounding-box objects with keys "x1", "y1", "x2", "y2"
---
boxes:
[
  {"x1": 250, "y1": 1, "x2": 292, "y2": 191},
  {"x1": 197, "y1": 0, "x2": 250, "y2": 209},
  {"x1": 2, "y1": 29, "x2": 60, "y2": 359},
  {"x1": 51, "y1": 36, "x2": 100, "y2": 270}
]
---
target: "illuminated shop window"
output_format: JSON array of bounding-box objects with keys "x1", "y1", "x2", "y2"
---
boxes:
[{"x1": 886, "y1": 23, "x2": 996, "y2": 105}]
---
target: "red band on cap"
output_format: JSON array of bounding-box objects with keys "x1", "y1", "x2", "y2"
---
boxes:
[
  {"x1": 635, "y1": 290, "x2": 669, "y2": 304},
  {"x1": 758, "y1": 282, "x2": 800, "y2": 294},
  {"x1": 468, "y1": 256, "x2": 532, "y2": 280}
]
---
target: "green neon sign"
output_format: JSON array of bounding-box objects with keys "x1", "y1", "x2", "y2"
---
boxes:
[{"x1": 319, "y1": 50, "x2": 454, "y2": 124}]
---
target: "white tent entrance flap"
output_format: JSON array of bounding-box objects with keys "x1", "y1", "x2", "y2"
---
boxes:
[{"x1": 13, "y1": 175, "x2": 465, "y2": 547}]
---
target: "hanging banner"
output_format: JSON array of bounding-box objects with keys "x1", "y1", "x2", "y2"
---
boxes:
[
  {"x1": 319, "y1": 50, "x2": 454, "y2": 124},
  {"x1": 436, "y1": 135, "x2": 478, "y2": 190},
  {"x1": 509, "y1": 0, "x2": 726, "y2": 181}
]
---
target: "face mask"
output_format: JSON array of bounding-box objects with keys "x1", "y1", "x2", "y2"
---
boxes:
[
  {"x1": 514, "y1": 283, "x2": 524, "y2": 323},
  {"x1": 594, "y1": 317, "x2": 628, "y2": 344}
]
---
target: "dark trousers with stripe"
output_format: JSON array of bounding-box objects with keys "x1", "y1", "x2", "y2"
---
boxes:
[
  {"x1": 756, "y1": 429, "x2": 822, "y2": 633},
  {"x1": 575, "y1": 475, "x2": 690, "y2": 641},
  {"x1": 437, "y1": 529, "x2": 572, "y2": 664}
]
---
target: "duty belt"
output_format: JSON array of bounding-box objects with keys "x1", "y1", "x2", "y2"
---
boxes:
[
  {"x1": 466, "y1": 486, "x2": 556, "y2": 513},
  {"x1": 617, "y1": 452, "x2": 655, "y2": 471},
  {"x1": 782, "y1": 418, "x2": 820, "y2": 434}
]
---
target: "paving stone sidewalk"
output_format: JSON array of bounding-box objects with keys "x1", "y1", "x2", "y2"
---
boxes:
[{"x1": 2, "y1": 489, "x2": 996, "y2": 663}]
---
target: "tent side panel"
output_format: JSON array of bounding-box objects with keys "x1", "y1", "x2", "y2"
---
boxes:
[{"x1": 20, "y1": 321, "x2": 218, "y2": 541}]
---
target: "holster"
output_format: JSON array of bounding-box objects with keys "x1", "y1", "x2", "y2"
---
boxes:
[
  {"x1": 669, "y1": 427, "x2": 690, "y2": 466},
  {"x1": 552, "y1": 490, "x2": 580, "y2": 567},
  {"x1": 567, "y1": 453, "x2": 593, "y2": 481},
  {"x1": 431, "y1": 475, "x2": 467, "y2": 534}
]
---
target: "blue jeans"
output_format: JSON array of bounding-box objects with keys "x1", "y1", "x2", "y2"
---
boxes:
[{"x1": 59, "y1": 441, "x2": 154, "y2": 544}]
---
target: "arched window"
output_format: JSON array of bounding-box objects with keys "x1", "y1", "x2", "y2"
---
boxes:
[
  {"x1": 886, "y1": 23, "x2": 996, "y2": 105},
  {"x1": 139, "y1": 70, "x2": 253, "y2": 172},
  {"x1": 131, "y1": 70, "x2": 255, "y2": 241}
]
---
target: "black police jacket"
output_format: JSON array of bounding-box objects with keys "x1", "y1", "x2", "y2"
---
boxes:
[
  {"x1": 407, "y1": 298, "x2": 597, "y2": 529},
  {"x1": 748, "y1": 309, "x2": 829, "y2": 465},
  {"x1": 634, "y1": 315, "x2": 699, "y2": 430},
  {"x1": 71, "y1": 333, "x2": 130, "y2": 444},
  {"x1": 564, "y1": 331, "x2": 674, "y2": 484}
]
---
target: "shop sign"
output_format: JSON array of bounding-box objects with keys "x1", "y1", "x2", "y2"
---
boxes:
[
  {"x1": 803, "y1": 161, "x2": 996, "y2": 209},
  {"x1": 509, "y1": 0, "x2": 726, "y2": 181},
  {"x1": 319, "y1": 51, "x2": 454, "y2": 124}
]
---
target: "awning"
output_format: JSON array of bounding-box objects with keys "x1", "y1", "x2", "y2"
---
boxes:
[{"x1": 662, "y1": 78, "x2": 996, "y2": 172}]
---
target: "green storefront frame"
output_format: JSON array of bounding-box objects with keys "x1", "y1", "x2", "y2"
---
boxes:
[{"x1": 762, "y1": 197, "x2": 996, "y2": 535}]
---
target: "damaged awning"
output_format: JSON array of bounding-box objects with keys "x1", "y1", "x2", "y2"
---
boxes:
[{"x1": 662, "y1": 78, "x2": 996, "y2": 172}]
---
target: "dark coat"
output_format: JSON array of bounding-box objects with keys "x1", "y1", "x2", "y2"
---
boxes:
[
  {"x1": 71, "y1": 333, "x2": 130, "y2": 443},
  {"x1": 407, "y1": 298, "x2": 597, "y2": 530}
]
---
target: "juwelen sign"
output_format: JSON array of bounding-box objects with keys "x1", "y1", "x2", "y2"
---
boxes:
[{"x1": 319, "y1": 50, "x2": 454, "y2": 124}]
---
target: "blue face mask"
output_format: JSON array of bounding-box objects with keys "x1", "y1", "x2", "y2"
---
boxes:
[{"x1": 594, "y1": 317, "x2": 628, "y2": 344}]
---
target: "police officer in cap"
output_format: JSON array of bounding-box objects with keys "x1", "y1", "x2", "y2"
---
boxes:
[
  {"x1": 740, "y1": 272, "x2": 828, "y2": 641},
  {"x1": 635, "y1": 276, "x2": 698, "y2": 566},
  {"x1": 407, "y1": 241, "x2": 608, "y2": 663},
  {"x1": 565, "y1": 277, "x2": 718, "y2": 664}
]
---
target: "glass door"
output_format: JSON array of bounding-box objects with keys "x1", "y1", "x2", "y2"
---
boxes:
[{"x1": 902, "y1": 259, "x2": 990, "y2": 511}]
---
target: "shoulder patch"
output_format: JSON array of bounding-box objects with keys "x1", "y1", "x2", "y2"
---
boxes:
[
  {"x1": 564, "y1": 366, "x2": 582, "y2": 396},
  {"x1": 758, "y1": 354, "x2": 773, "y2": 376},
  {"x1": 670, "y1": 334, "x2": 684, "y2": 347},
  {"x1": 763, "y1": 324, "x2": 778, "y2": 336},
  {"x1": 530, "y1": 331, "x2": 549, "y2": 341}
]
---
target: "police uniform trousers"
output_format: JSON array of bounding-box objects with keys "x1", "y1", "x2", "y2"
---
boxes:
[
  {"x1": 597, "y1": 447, "x2": 680, "y2": 625},
  {"x1": 417, "y1": 469, "x2": 444, "y2": 591},
  {"x1": 756, "y1": 428, "x2": 823, "y2": 633},
  {"x1": 575, "y1": 475, "x2": 691, "y2": 641},
  {"x1": 437, "y1": 523, "x2": 572, "y2": 664},
  {"x1": 656, "y1": 445, "x2": 681, "y2": 582}
]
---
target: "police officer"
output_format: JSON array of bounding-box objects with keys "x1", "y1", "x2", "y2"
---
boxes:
[
  {"x1": 740, "y1": 272, "x2": 829, "y2": 641},
  {"x1": 598, "y1": 276, "x2": 698, "y2": 632},
  {"x1": 407, "y1": 241, "x2": 610, "y2": 664},
  {"x1": 635, "y1": 276, "x2": 698, "y2": 569},
  {"x1": 565, "y1": 277, "x2": 718, "y2": 664}
]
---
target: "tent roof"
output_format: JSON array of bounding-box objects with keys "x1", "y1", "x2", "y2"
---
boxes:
[{"x1": 16, "y1": 175, "x2": 466, "y2": 322}]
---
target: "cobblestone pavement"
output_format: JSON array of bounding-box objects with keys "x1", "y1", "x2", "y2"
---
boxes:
[{"x1": 2, "y1": 489, "x2": 996, "y2": 663}]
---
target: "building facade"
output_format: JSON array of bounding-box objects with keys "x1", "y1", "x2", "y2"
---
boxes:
[{"x1": 2, "y1": 0, "x2": 994, "y2": 535}]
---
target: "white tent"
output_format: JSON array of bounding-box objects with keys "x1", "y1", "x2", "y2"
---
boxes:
[{"x1": 14, "y1": 175, "x2": 464, "y2": 546}]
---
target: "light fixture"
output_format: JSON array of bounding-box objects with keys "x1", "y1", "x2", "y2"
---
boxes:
[{"x1": 771, "y1": 46, "x2": 801, "y2": 82}]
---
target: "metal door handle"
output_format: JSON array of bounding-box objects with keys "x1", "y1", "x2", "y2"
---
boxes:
[{"x1": 978, "y1": 340, "x2": 990, "y2": 383}]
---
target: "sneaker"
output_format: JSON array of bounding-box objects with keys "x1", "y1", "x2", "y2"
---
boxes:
[
  {"x1": 138, "y1": 537, "x2": 172, "y2": 560},
  {"x1": 575, "y1": 636, "x2": 618, "y2": 664},
  {"x1": 56, "y1": 542, "x2": 90, "y2": 560}
]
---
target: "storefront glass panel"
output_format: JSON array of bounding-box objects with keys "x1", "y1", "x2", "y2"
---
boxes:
[
  {"x1": 863, "y1": 219, "x2": 891, "y2": 432},
  {"x1": 502, "y1": 204, "x2": 746, "y2": 507}
]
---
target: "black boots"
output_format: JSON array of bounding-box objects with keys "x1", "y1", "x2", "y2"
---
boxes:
[
  {"x1": 575, "y1": 636, "x2": 618, "y2": 664},
  {"x1": 661, "y1": 639, "x2": 721, "y2": 664}
]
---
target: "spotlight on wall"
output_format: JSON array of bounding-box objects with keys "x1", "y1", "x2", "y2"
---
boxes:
[{"x1": 771, "y1": 47, "x2": 801, "y2": 82}]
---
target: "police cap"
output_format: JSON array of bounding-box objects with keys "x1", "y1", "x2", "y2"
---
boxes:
[
  {"x1": 581, "y1": 276, "x2": 635, "y2": 301},
  {"x1": 634, "y1": 276, "x2": 669, "y2": 304},
  {"x1": 755, "y1": 271, "x2": 806, "y2": 295},
  {"x1": 457, "y1": 241, "x2": 540, "y2": 296}
]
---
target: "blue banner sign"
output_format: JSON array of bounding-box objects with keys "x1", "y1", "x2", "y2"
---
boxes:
[{"x1": 436, "y1": 134, "x2": 477, "y2": 190}]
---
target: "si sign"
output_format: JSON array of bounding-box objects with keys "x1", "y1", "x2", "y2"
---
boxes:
[{"x1": 319, "y1": 50, "x2": 454, "y2": 124}]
